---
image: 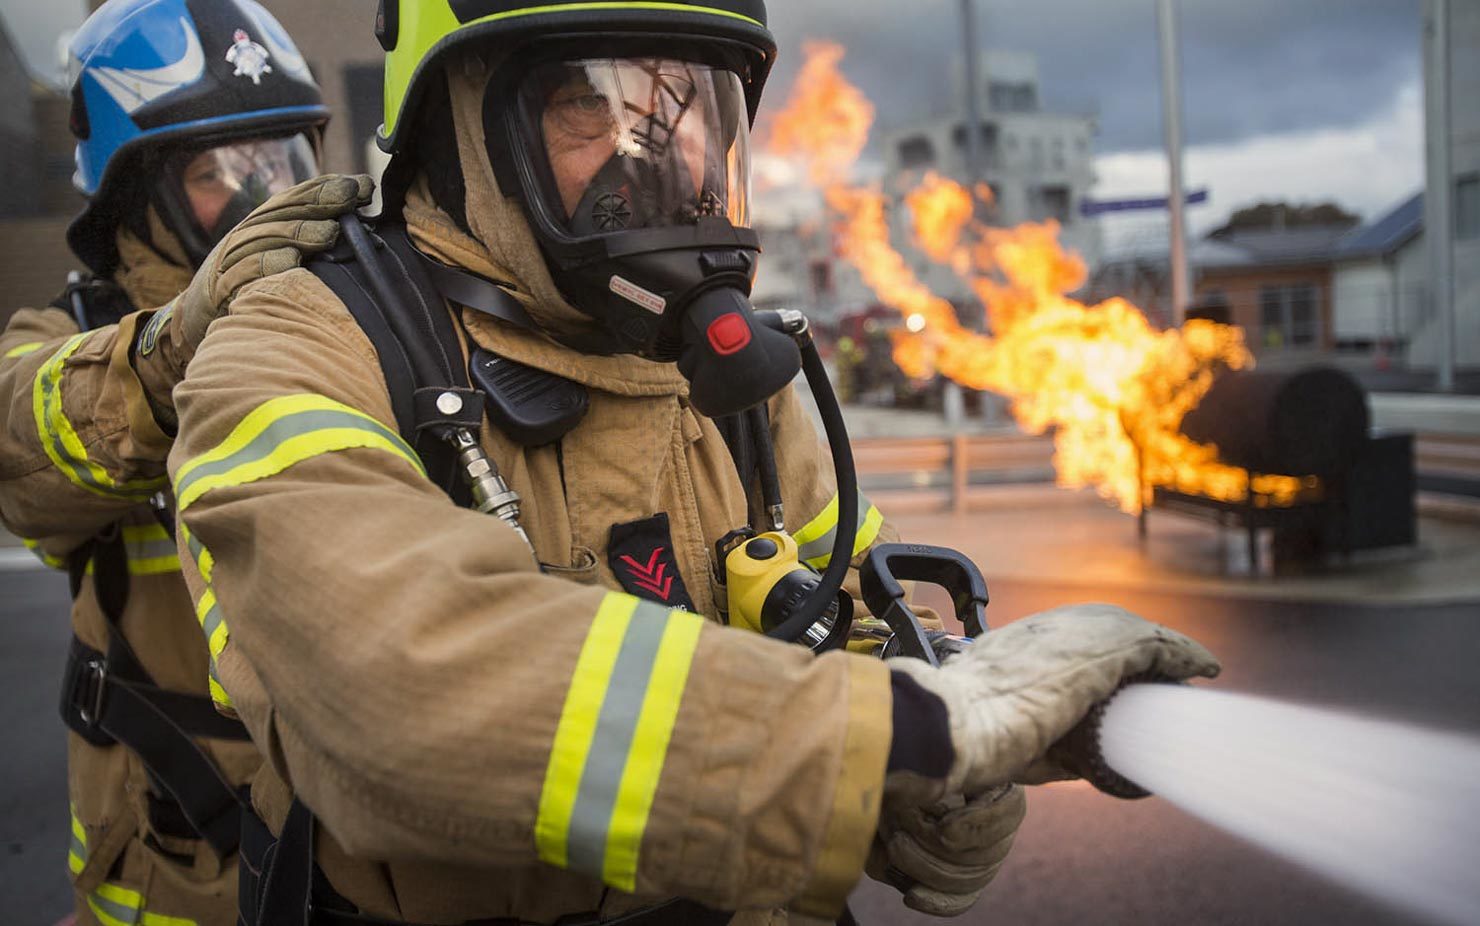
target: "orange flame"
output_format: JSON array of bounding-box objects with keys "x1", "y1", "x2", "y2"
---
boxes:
[
  {"x1": 763, "y1": 41, "x2": 875, "y2": 188},
  {"x1": 762, "y1": 45, "x2": 1310, "y2": 513}
]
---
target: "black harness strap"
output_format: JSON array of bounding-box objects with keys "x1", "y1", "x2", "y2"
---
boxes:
[
  {"x1": 60, "y1": 528, "x2": 250, "y2": 857},
  {"x1": 308, "y1": 225, "x2": 474, "y2": 506},
  {"x1": 241, "y1": 796, "x2": 735, "y2": 926}
]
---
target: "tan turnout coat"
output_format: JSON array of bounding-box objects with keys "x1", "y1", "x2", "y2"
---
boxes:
[
  {"x1": 0, "y1": 220, "x2": 260, "y2": 926},
  {"x1": 164, "y1": 171, "x2": 906, "y2": 921}
]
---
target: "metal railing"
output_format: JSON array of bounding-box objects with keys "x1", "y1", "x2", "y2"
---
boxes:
[{"x1": 850, "y1": 431, "x2": 1480, "y2": 513}]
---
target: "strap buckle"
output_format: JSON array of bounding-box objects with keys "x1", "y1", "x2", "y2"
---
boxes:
[{"x1": 76, "y1": 655, "x2": 108, "y2": 728}]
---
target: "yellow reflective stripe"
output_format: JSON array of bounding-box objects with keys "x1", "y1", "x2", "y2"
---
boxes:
[
  {"x1": 86, "y1": 881, "x2": 198, "y2": 926},
  {"x1": 471, "y1": 1, "x2": 761, "y2": 26},
  {"x1": 121, "y1": 522, "x2": 180, "y2": 574},
  {"x1": 857, "y1": 504, "x2": 884, "y2": 553},
  {"x1": 4, "y1": 341, "x2": 45, "y2": 359},
  {"x1": 31, "y1": 333, "x2": 165, "y2": 501},
  {"x1": 535, "y1": 594, "x2": 704, "y2": 891},
  {"x1": 196, "y1": 590, "x2": 228, "y2": 660},
  {"x1": 68, "y1": 807, "x2": 87, "y2": 875},
  {"x1": 126, "y1": 554, "x2": 182, "y2": 576},
  {"x1": 793, "y1": 492, "x2": 842, "y2": 547},
  {"x1": 537, "y1": 594, "x2": 637, "y2": 869},
  {"x1": 182, "y1": 523, "x2": 215, "y2": 584},
  {"x1": 89, "y1": 882, "x2": 142, "y2": 926},
  {"x1": 81, "y1": 555, "x2": 181, "y2": 577},
  {"x1": 121, "y1": 523, "x2": 169, "y2": 543},
  {"x1": 795, "y1": 491, "x2": 886, "y2": 569},
  {"x1": 207, "y1": 675, "x2": 231, "y2": 709},
  {"x1": 180, "y1": 523, "x2": 231, "y2": 710},
  {"x1": 602, "y1": 609, "x2": 703, "y2": 890},
  {"x1": 174, "y1": 394, "x2": 425, "y2": 512},
  {"x1": 22, "y1": 537, "x2": 67, "y2": 570}
]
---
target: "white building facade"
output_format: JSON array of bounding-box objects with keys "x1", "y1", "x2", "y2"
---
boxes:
[{"x1": 879, "y1": 52, "x2": 1103, "y2": 287}]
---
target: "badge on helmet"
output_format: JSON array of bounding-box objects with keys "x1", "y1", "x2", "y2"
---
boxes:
[{"x1": 66, "y1": 0, "x2": 330, "y2": 274}]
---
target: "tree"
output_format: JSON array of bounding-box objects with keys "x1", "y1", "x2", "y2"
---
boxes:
[{"x1": 1209, "y1": 201, "x2": 1360, "y2": 238}]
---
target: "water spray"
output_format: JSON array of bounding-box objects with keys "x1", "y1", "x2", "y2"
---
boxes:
[{"x1": 1056, "y1": 683, "x2": 1480, "y2": 926}]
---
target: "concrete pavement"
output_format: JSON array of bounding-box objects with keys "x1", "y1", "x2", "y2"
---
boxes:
[{"x1": 884, "y1": 485, "x2": 1480, "y2": 606}]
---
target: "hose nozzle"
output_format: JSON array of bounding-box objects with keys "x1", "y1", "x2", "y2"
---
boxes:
[{"x1": 1049, "y1": 678, "x2": 1177, "y2": 800}]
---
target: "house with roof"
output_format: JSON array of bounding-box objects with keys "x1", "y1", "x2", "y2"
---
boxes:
[
  {"x1": 1329, "y1": 191, "x2": 1479, "y2": 372},
  {"x1": 1330, "y1": 193, "x2": 1428, "y2": 357},
  {"x1": 1189, "y1": 221, "x2": 1357, "y2": 353}
]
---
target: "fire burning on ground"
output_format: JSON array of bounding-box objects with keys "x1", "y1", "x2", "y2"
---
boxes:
[{"x1": 760, "y1": 42, "x2": 1311, "y2": 513}]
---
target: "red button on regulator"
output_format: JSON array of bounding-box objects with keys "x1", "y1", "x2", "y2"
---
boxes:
[{"x1": 706, "y1": 312, "x2": 752, "y2": 356}]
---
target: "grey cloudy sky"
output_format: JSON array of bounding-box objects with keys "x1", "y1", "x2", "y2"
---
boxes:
[
  {"x1": 767, "y1": 0, "x2": 1422, "y2": 153},
  {"x1": 1, "y1": 0, "x2": 1422, "y2": 152},
  {"x1": 0, "y1": 0, "x2": 1425, "y2": 222}
]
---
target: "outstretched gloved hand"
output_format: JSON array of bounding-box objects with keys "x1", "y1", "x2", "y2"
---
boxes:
[
  {"x1": 868, "y1": 783, "x2": 1026, "y2": 916},
  {"x1": 888, "y1": 603, "x2": 1221, "y2": 799},
  {"x1": 132, "y1": 174, "x2": 376, "y2": 426}
]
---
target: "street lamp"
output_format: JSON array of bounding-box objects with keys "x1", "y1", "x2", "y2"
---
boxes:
[{"x1": 1158, "y1": 0, "x2": 1190, "y2": 328}]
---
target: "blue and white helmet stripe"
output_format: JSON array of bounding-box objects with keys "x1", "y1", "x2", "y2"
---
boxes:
[
  {"x1": 87, "y1": 17, "x2": 205, "y2": 116},
  {"x1": 69, "y1": 0, "x2": 323, "y2": 198},
  {"x1": 66, "y1": 0, "x2": 328, "y2": 275}
]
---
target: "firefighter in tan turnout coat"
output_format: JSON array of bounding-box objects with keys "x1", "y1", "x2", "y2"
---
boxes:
[
  {"x1": 156, "y1": 2, "x2": 1221, "y2": 925},
  {"x1": 0, "y1": 2, "x2": 366, "y2": 923}
]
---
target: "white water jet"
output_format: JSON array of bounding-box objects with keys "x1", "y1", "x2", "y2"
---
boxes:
[{"x1": 1098, "y1": 685, "x2": 1480, "y2": 926}]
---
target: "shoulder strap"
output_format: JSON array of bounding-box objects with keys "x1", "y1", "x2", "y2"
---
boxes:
[
  {"x1": 52, "y1": 271, "x2": 131, "y2": 331},
  {"x1": 307, "y1": 226, "x2": 475, "y2": 506}
]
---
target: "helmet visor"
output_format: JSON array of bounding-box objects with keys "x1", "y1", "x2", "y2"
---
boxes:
[
  {"x1": 158, "y1": 134, "x2": 319, "y2": 251},
  {"x1": 518, "y1": 58, "x2": 751, "y2": 236}
]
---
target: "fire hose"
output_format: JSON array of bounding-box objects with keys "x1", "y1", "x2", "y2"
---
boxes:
[{"x1": 732, "y1": 310, "x2": 1480, "y2": 926}]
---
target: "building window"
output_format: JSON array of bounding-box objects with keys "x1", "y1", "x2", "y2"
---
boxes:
[
  {"x1": 988, "y1": 81, "x2": 1038, "y2": 113},
  {"x1": 1259, "y1": 283, "x2": 1321, "y2": 349},
  {"x1": 1051, "y1": 138, "x2": 1065, "y2": 171},
  {"x1": 809, "y1": 261, "x2": 833, "y2": 298},
  {"x1": 898, "y1": 136, "x2": 936, "y2": 170},
  {"x1": 1458, "y1": 173, "x2": 1480, "y2": 241},
  {"x1": 951, "y1": 123, "x2": 998, "y2": 167},
  {"x1": 1031, "y1": 185, "x2": 1072, "y2": 223}
]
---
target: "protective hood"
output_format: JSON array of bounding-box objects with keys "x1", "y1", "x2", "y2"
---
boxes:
[
  {"x1": 445, "y1": 57, "x2": 606, "y2": 348},
  {"x1": 404, "y1": 61, "x2": 686, "y2": 396},
  {"x1": 112, "y1": 206, "x2": 195, "y2": 309}
]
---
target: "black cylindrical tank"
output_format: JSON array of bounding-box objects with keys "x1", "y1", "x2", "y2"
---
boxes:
[{"x1": 1179, "y1": 367, "x2": 1369, "y2": 477}]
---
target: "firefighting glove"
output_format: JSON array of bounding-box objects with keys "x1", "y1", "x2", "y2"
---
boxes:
[
  {"x1": 867, "y1": 783, "x2": 1026, "y2": 917},
  {"x1": 132, "y1": 174, "x2": 376, "y2": 428},
  {"x1": 887, "y1": 603, "x2": 1220, "y2": 800}
]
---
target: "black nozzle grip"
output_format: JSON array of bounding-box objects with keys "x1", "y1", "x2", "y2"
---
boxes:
[
  {"x1": 859, "y1": 543, "x2": 991, "y2": 666},
  {"x1": 678, "y1": 288, "x2": 801, "y2": 418}
]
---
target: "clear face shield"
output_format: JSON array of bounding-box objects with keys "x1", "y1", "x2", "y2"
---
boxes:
[
  {"x1": 155, "y1": 133, "x2": 319, "y2": 262},
  {"x1": 516, "y1": 58, "x2": 752, "y2": 238}
]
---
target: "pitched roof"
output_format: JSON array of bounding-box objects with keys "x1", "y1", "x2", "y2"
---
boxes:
[
  {"x1": 1336, "y1": 192, "x2": 1425, "y2": 259},
  {"x1": 1207, "y1": 225, "x2": 1356, "y2": 265}
]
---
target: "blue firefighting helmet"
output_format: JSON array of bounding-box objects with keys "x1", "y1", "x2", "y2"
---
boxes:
[{"x1": 66, "y1": 0, "x2": 330, "y2": 274}]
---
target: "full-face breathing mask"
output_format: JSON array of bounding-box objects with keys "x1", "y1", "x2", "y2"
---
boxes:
[{"x1": 485, "y1": 46, "x2": 800, "y2": 418}]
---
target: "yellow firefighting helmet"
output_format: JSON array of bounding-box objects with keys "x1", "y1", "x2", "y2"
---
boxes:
[{"x1": 374, "y1": 0, "x2": 776, "y2": 155}]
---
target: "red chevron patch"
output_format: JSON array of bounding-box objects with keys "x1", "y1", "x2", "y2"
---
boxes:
[
  {"x1": 619, "y1": 548, "x2": 674, "y2": 600},
  {"x1": 607, "y1": 515, "x2": 695, "y2": 611}
]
